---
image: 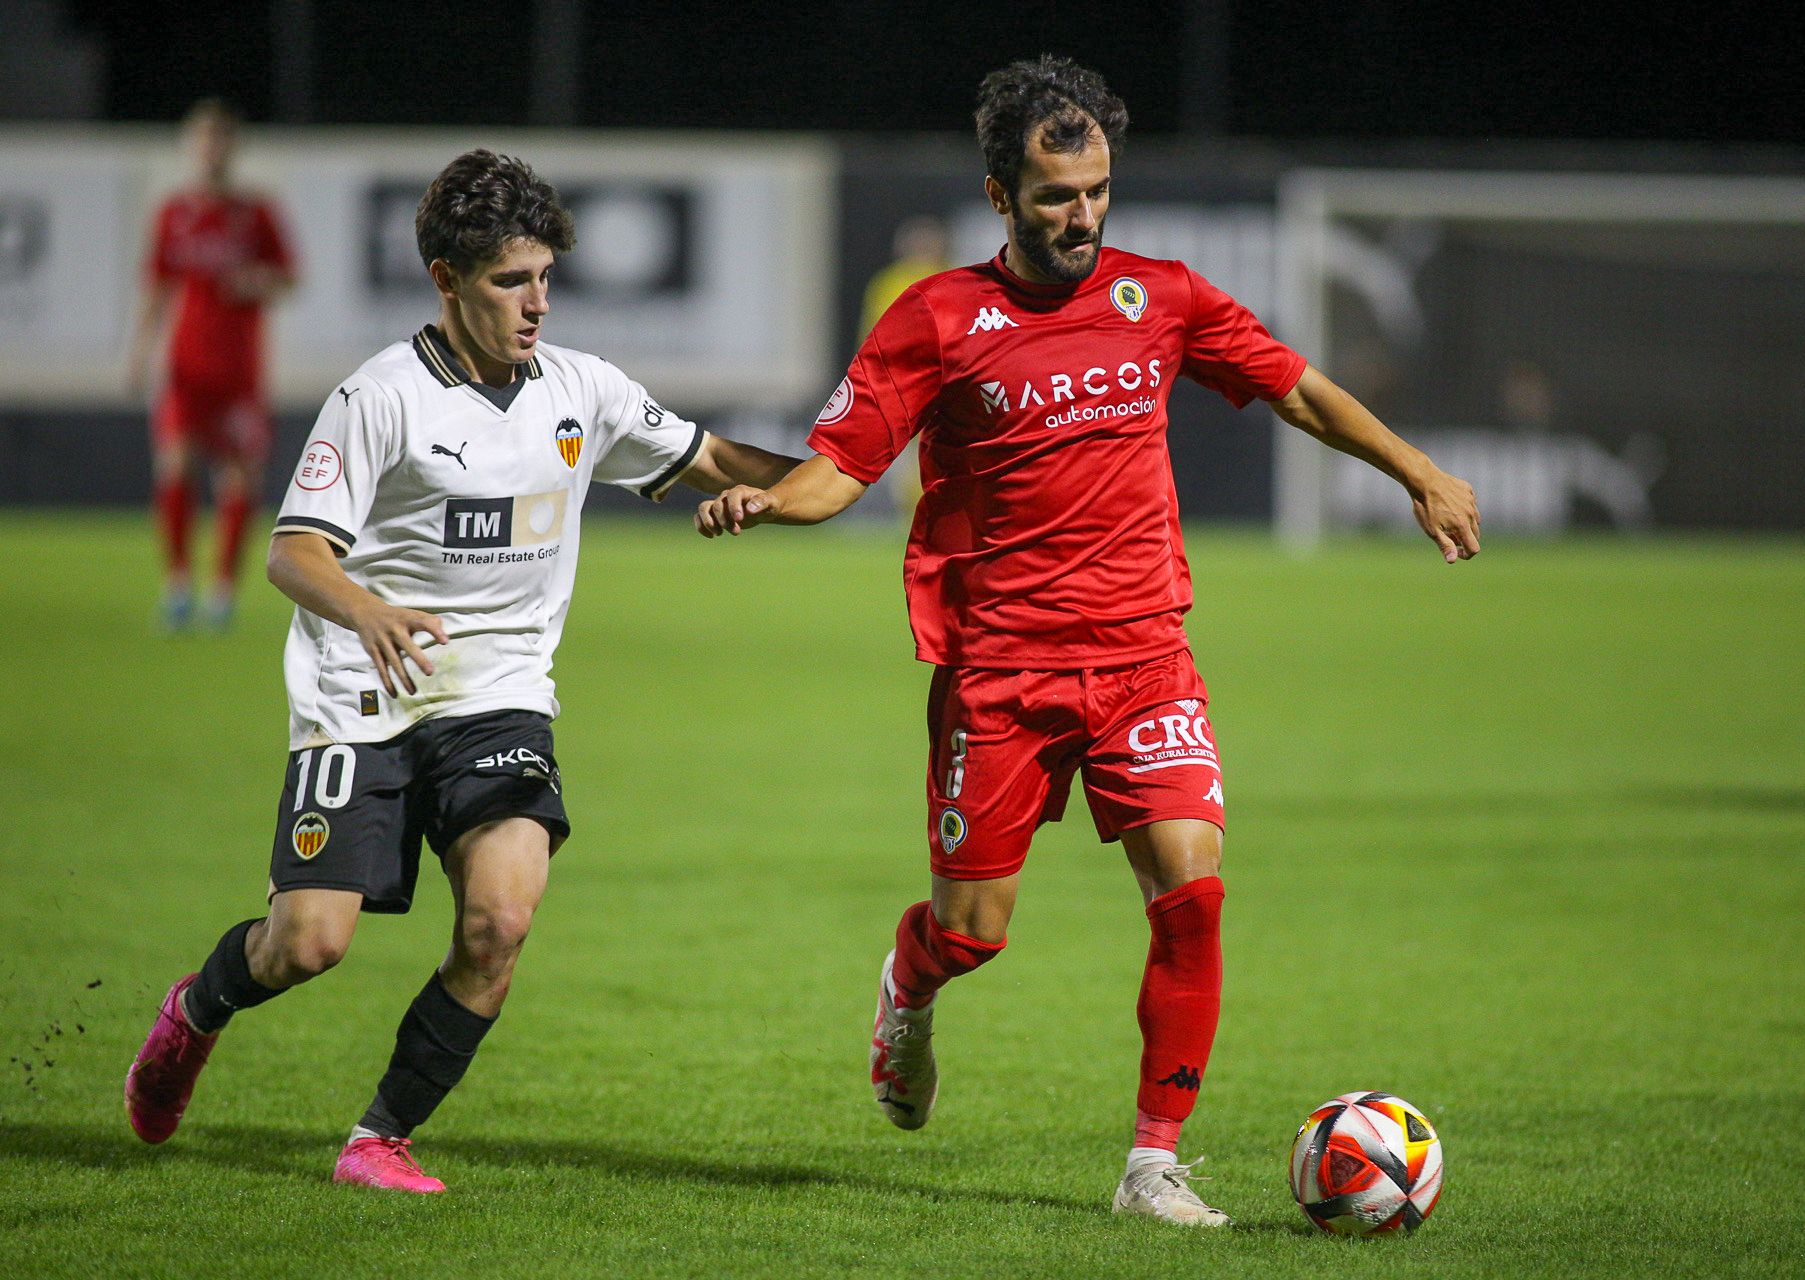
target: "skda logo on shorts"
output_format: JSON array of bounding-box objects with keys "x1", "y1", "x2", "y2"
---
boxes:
[
  {"x1": 938, "y1": 807, "x2": 968, "y2": 854},
  {"x1": 475, "y1": 746, "x2": 561, "y2": 794},
  {"x1": 292, "y1": 812, "x2": 330, "y2": 860}
]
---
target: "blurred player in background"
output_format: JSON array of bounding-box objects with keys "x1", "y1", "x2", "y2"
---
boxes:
[
  {"x1": 125, "y1": 150, "x2": 799, "y2": 1192},
  {"x1": 697, "y1": 56, "x2": 1480, "y2": 1227},
  {"x1": 861, "y1": 215, "x2": 953, "y2": 337},
  {"x1": 861, "y1": 216, "x2": 953, "y2": 524},
  {"x1": 127, "y1": 98, "x2": 297, "y2": 630}
]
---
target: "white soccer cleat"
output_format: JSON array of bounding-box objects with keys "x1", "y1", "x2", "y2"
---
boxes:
[
  {"x1": 870, "y1": 949, "x2": 937, "y2": 1130},
  {"x1": 1112, "y1": 1157, "x2": 1232, "y2": 1227}
]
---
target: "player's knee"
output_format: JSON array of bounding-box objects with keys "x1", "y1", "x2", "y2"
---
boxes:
[
  {"x1": 458, "y1": 903, "x2": 534, "y2": 974},
  {"x1": 273, "y1": 928, "x2": 350, "y2": 981}
]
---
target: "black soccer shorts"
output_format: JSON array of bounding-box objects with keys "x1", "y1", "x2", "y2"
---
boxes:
[{"x1": 268, "y1": 709, "x2": 570, "y2": 914}]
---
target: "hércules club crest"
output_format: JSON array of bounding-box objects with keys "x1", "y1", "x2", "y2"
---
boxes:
[{"x1": 554, "y1": 418, "x2": 584, "y2": 468}]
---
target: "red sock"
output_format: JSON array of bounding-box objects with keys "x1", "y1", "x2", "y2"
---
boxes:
[
  {"x1": 154, "y1": 477, "x2": 194, "y2": 578},
  {"x1": 1134, "y1": 876, "x2": 1225, "y2": 1140},
  {"x1": 891, "y1": 900, "x2": 1004, "y2": 1009},
  {"x1": 214, "y1": 491, "x2": 254, "y2": 590}
]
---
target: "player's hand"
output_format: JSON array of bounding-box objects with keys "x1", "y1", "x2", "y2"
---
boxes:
[
  {"x1": 225, "y1": 264, "x2": 283, "y2": 303},
  {"x1": 1412, "y1": 468, "x2": 1481, "y2": 563},
  {"x1": 348, "y1": 601, "x2": 449, "y2": 696},
  {"x1": 695, "y1": 485, "x2": 777, "y2": 538}
]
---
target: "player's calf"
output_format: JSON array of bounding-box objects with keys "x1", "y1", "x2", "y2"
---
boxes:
[{"x1": 355, "y1": 973, "x2": 497, "y2": 1144}]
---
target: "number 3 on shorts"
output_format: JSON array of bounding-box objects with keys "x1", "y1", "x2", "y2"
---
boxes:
[
  {"x1": 945, "y1": 729, "x2": 968, "y2": 800},
  {"x1": 293, "y1": 744, "x2": 357, "y2": 811}
]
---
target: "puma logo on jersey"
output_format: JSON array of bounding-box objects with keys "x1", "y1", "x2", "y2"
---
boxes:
[
  {"x1": 967, "y1": 306, "x2": 1019, "y2": 335},
  {"x1": 432, "y1": 442, "x2": 469, "y2": 470},
  {"x1": 338, "y1": 386, "x2": 357, "y2": 404}
]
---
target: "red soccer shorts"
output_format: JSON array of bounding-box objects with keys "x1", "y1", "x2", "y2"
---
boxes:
[
  {"x1": 924, "y1": 648, "x2": 1226, "y2": 880},
  {"x1": 152, "y1": 379, "x2": 272, "y2": 463}
]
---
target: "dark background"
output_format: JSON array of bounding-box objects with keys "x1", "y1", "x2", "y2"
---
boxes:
[
  {"x1": 7, "y1": 0, "x2": 1799, "y2": 527},
  {"x1": 57, "y1": 0, "x2": 1797, "y2": 144}
]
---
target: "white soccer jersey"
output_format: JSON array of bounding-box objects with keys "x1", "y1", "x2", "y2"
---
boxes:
[{"x1": 272, "y1": 325, "x2": 703, "y2": 750}]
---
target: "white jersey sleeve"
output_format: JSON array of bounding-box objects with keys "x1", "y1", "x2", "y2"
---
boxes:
[
  {"x1": 587, "y1": 362, "x2": 705, "y2": 502},
  {"x1": 271, "y1": 384, "x2": 401, "y2": 554}
]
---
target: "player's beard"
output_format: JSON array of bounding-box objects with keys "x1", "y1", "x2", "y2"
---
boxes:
[{"x1": 1014, "y1": 208, "x2": 1105, "y2": 284}]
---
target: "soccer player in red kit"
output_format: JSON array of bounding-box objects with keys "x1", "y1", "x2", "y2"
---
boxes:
[
  {"x1": 128, "y1": 99, "x2": 297, "y2": 630},
  {"x1": 696, "y1": 57, "x2": 1480, "y2": 1226}
]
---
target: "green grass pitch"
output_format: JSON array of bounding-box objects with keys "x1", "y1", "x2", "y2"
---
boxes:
[{"x1": 1, "y1": 511, "x2": 1800, "y2": 1278}]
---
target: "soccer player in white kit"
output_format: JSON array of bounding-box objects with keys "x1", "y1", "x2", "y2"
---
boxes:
[{"x1": 125, "y1": 150, "x2": 802, "y2": 1191}]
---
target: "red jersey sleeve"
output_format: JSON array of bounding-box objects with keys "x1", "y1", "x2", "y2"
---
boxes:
[
  {"x1": 807, "y1": 287, "x2": 943, "y2": 483},
  {"x1": 251, "y1": 199, "x2": 296, "y2": 273},
  {"x1": 1181, "y1": 268, "x2": 1306, "y2": 408}
]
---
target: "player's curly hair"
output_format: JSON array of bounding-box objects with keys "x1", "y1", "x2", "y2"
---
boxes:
[
  {"x1": 415, "y1": 149, "x2": 576, "y2": 274},
  {"x1": 975, "y1": 55, "x2": 1128, "y2": 198}
]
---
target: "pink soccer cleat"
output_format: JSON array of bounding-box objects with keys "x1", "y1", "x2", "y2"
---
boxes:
[
  {"x1": 333, "y1": 1137, "x2": 446, "y2": 1193},
  {"x1": 125, "y1": 974, "x2": 218, "y2": 1144}
]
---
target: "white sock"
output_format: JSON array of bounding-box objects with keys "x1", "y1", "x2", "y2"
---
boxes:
[
  {"x1": 1127, "y1": 1146, "x2": 1177, "y2": 1176},
  {"x1": 348, "y1": 1124, "x2": 384, "y2": 1145}
]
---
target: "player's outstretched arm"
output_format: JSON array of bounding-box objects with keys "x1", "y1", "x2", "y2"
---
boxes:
[
  {"x1": 267, "y1": 533, "x2": 448, "y2": 696},
  {"x1": 676, "y1": 432, "x2": 803, "y2": 495},
  {"x1": 1270, "y1": 364, "x2": 1481, "y2": 563},
  {"x1": 695, "y1": 453, "x2": 869, "y2": 538}
]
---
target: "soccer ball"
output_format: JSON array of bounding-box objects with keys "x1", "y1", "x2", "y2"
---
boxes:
[{"x1": 1288, "y1": 1091, "x2": 1443, "y2": 1235}]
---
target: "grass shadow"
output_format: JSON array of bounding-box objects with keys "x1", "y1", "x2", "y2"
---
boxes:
[{"x1": 0, "y1": 1120, "x2": 1097, "y2": 1213}]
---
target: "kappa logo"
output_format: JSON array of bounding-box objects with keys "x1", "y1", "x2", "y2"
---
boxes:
[
  {"x1": 554, "y1": 418, "x2": 584, "y2": 468},
  {"x1": 292, "y1": 812, "x2": 330, "y2": 860},
  {"x1": 978, "y1": 380, "x2": 1011, "y2": 414},
  {"x1": 1205, "y1": 778, "x2": 1224, "y2": 806},
  {"x1": 1156, "y1": 1064, "x2": 1201, "y2": 1091},
  {"x1": 967, "y1": 306, "x2": 1019, "y2": 335},
  {"x1": 1178, "y1": 699, "x2": 1200, "y2": 715},
  {"x1": 1110, "y1": 277, "x2": 1149, "y2": 322}
]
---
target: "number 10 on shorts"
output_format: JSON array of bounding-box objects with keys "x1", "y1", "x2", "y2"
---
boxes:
[{"x1": 294, "y1": 745, "x2": 357, "y2": 810}]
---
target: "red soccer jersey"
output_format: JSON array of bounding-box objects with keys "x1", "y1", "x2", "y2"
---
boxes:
[
  {"x1": 149, "y1": 190, "x2": 295, "y2": 397},
  {"x1": 808, "y1": 246, "x2": 1306, "y2": 669}
]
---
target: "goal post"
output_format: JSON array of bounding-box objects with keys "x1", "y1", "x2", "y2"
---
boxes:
[{"x1": 1271, "y1": 169, "x2": 1805, "y2": 545}]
